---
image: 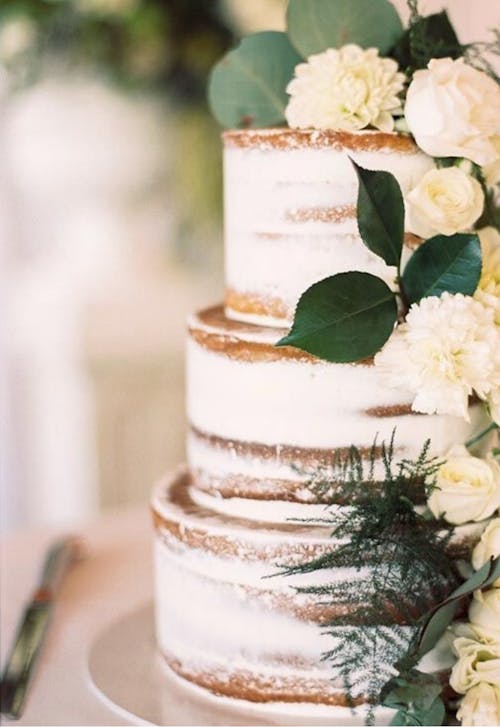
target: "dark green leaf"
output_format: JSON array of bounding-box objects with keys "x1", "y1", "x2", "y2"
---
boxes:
[
  {"x1": 287, "y1": 0, "x2": 404, "y2": 58},
  {"x1": 208, "y1": 32, "x2": 302, "y2": 128},
  {"x1": 401, "y1": 233, "x2": 482, "y2": 304},
  {"x1": 391, "y1": 11, "x2": 462, "y2": 71},
  {"x1": 276, "y1": 272, "x2": 397, "y2": 363},
  {"x1": 352, "y1": 161, "x2": 404, "y2": 267},
  {"x1": 418, "y1": 557, "x2": 500, "y2": 657}
]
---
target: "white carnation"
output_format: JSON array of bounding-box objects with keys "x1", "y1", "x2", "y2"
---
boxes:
[
  {"x1": 406, "y1": 167, "x2": 484, "y2": 239},
  {"x1": 405, "y1": 58, "x2": 500, "y2": 166},
  {"x1": 428, "y1": 446, "x2": 500, "y2": 525},
  {"x1": 374, "y1": 293, "x2": 497, "y2": 420},
  {"x1": 285, "y1": 45, "x2": 405, "y2": 132},
  {"x1": 457, "y1": 683, "x2": 500, "y2": 726}
]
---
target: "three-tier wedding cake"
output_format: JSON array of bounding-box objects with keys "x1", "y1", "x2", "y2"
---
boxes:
[{"x1": 152, "y1": 2, "x2": 500, "y2": 724}]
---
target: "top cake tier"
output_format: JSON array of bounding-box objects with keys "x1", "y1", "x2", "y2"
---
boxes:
[{"x1": 223, "y1": 128, "x2": 434, "y2": 328}]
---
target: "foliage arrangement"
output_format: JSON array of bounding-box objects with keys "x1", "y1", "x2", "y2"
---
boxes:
[
  {"x1": 382, "y1": 557, "x2": 500, "y2": 726},
  {"x1": 274, "y1": 438, "x2": 449, "y2": 718},
  {"x1": 275, "y1": 436, "x2": 500, "y2": 725},
  {"x1": 208, "y1": 0, "x2": 499, "y2": 128},
  {"x1": 277, "y1": 162, "x2": 482, "y2": 363},
  {"x1": 208, "y1": 1, "x2": 499, "y2": 428}
]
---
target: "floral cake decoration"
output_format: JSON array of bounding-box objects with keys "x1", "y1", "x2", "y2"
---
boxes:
[
  {"x1": 209, "y1": 0, "x2": 500, "y2": 425},
  {"x1": 209, "y1": 1, "x2": 500, "y2": 724}
]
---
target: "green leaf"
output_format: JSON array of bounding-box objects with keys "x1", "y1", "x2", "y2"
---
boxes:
[
  {"x1": 401, "y1": 233, "x2": 482, "y2": 304},
  {"x1": 276, "y1": 272, "x2": 397, "y2": 363},
  {"x1": 287, "y1": 0, "x2": 404, "y2": 58},
  {"x1": 383, "y1": 672, "x2": 445, "y2": 726},
  {"x1": 390, "y1": 699, "x2": 445, "y2": 726},
  {"x1": 417, "y1": 557, "x2": 500, "y2": 657},
  {"x1": 391, "y1": 11, "x2": 462, "y2": 71},
  {"x1": 208, "y1": 32, "x2": 302, "y2": 128},
  {"x1": 352, "y1": 161, "x2": 405, "y2": 268}
]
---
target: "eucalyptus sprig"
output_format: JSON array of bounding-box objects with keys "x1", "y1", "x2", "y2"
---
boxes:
[
  {"x1": 382, "y1": 556, "x2": 500, "y2": 726},
  {"x1": 277, "y1": 162, "x2": 482, "y2": 363}
]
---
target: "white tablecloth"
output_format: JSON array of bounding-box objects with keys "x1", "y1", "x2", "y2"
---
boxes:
[{"x1": 1, "y1": 505, "x2": 152, "y2": 726}]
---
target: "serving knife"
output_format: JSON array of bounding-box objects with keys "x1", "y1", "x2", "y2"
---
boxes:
[{"x1": 0, "y1": 536, "x2": 84, "y2": 720}]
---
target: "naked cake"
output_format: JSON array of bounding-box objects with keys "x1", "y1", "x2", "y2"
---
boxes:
[{"x1": 152, "y1": 2, "x2": 500, "y2": 724}]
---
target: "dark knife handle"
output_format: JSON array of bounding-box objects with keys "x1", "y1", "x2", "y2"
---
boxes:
[{"x1": 1, "y1": 598, "x2": 51, "y2": 720}]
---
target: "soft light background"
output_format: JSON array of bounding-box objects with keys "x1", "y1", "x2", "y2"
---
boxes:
[{"x1": 1, "y1": 0, "x2": 499, "y2": 530}]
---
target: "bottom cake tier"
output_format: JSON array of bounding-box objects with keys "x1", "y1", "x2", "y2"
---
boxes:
[{"x1": 152, "y1": 470, "x2": 485, "y2": 722}]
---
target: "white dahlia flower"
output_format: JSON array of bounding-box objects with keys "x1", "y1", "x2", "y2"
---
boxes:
[
  {"x1": 285, "y1": 45, "x2": 405, "y2": 132},
  {"x1": 374, "y1": 293, "x2": 497, "y2": 420}
]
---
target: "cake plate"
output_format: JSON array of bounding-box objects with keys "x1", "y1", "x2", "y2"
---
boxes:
[{"x1": 88, "y1": 603, "x2": 396, "y2": 726}]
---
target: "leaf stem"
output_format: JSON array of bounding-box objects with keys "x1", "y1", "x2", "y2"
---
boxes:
[
  {"x1": 465, "y1": 421, "x2": 499, "y2": 449},
  {"x1": 396, "y1": 276, "x2": 410, "y2": 319}
]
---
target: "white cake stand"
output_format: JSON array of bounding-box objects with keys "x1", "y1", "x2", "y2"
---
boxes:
[{"x1": 88, "y1": 603, "x2": 396, "y2": 726}]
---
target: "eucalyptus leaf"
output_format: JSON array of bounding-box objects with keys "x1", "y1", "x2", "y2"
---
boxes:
[
  {"x1": 417, "y1": 557, "x2": 500, "y2": 657},
  {"x1": 208, "y1": 32, "x2": 302, "y2": 128},
  {"x1": 352, "y1": 161, "x2": 405, "y2": 267},
  {"x1": 383, "y1": 672, "x2": 445, "y2": 726},
  {"x1": 390, "y1": 699, "x2": 445, "y2": 727},
  {"x1": 276, "y1": 272, "x2": 397, "y2": 363},
  {"x1": 287, "y1": 0, "x2": 404, "y2": 58},
  {"x1": 401, "y1": 233, "x2": 482, "y2": 304}
]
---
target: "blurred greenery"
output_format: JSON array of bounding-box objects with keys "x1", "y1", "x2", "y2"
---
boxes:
[
  {"x1": 0, "y1": 0, "x2": 235, "y2": 101},
  {"x1": 0, "y1": 0, "x2": 237, "y2": 256}
]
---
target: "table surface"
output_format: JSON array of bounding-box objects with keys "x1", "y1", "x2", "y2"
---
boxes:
[{"x1": 1, "y1": 504, "x2": 153, "y2": 726}]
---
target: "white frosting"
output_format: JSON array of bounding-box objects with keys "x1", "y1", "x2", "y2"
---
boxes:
[
  {"x1": 154, "y1": 129, "x2": 483, "y2": 716},
  {"x1": 152, "y1": 474, "x2": 480, "y2": 715},
  {"x1": 187, "y1": 331, "x2": 483, "y2": 454},
  {"x1": 153, "y1": 475, "x2": 489, "y2": 553},
  {"x1": 224, "y1": 133, "x2": 434, "y2": 326},
  {"x1": 189, "y1": 485, "x2": 336, "y2": 523}
]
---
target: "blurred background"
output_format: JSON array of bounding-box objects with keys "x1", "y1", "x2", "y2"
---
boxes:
[{"x1": 1, "y1": 0, "x2": 498, "y2": 530}]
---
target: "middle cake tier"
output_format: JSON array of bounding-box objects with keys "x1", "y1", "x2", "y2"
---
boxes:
[{"x1": 187, "y1": 306, "x2": 485, "y2": 505}]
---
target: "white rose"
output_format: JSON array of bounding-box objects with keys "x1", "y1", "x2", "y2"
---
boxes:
[
  {"x1": 405, "y1": 58, "x2": 500, "y2": 166},
  {"x1": 475, "y1": 227, "x2": 500, "y2": 328},
  {"x1": 488, "y1": 387, "x2": 500, "y2": 427},
  {"x1": 483, "y1": 137, "x2": 500, "y2": 187},
  {"x1": 450, "y1": 636, "x2": 500, "y2": 693},
  {"x1": 457, "y1": 683, "x2": 500, "y2": 726},
  {"x1": 406, "y1": 167, "x2": 484, "y2": 238},
  {"x1": 469, "y1": 589, "x2": 500, "y2": 642},
  {"x1": 473, "y1": 519, "x2": 500, "y2": 572},
  {"x1": 428, "y1": 446, "x2": 500, "y2": 525}
]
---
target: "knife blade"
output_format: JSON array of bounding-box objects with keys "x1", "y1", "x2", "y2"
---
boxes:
[{"x1": 0, "y1": 536, "x2": 84, "y2": 720}]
